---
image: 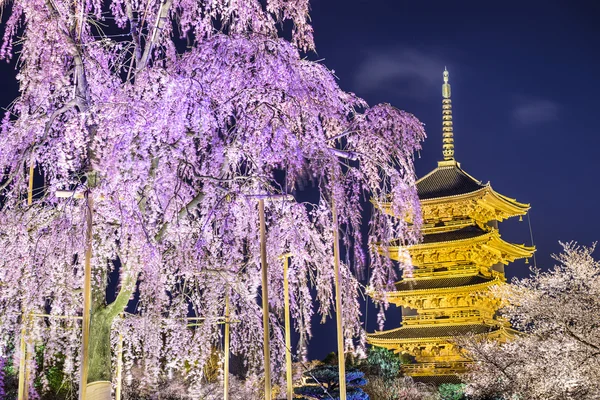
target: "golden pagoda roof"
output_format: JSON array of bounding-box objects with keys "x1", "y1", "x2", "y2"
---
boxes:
[
  {"x1": 368, "y1": 323, "x2": 500, "y2": 342},
  {"x1": 417, "y1": 161, "x2": 529, "y2": 210},
  {"x1": 394, "y1": 274, "x2": 495, "y2": 293},
  {"x1": 386, "y1": 227, "x2": 534, "y2": 259},
  {"x1": 375, "y1": 161, "x2": 530, "y2": 223},
  {"x1": 382, "y1": 275, "x2": 502, "y2": 301},
  {"x1": 416, "y1": 160, "x2": 484, "y2": 200}
]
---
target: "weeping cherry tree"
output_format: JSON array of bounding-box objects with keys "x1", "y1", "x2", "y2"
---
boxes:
[{"x1": 0, "y1": 0, "x2": 425, "y2": 398}]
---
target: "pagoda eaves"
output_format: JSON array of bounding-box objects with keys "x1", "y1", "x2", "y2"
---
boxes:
[
  {"x1": 378, "y1": 161, "x2": 530, "y2": 224},
  {"x1": 382, "y1": 227, "x2": 534, "y2": 270}
]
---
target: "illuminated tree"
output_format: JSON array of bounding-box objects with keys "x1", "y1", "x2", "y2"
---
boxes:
[
  {"x1": 0, "y1": 0, "x2": 425, "y2": 397},
  {"x1": 461, "y1": 243, "x2": 600, "y2": 400}
]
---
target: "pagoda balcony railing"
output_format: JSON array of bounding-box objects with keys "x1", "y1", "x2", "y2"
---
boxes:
[
  {"x1": 448, "y1": 264, "x2": 478, "y2": 272},
  {"x1": 403, "y1": 314, "x2": 437, "y2": 321},
  {"x1": 403, "y1": 310, "x2": 492, "y2": 325},
  {"x1": 402, "y1": 361, "x2": 471, "y2": 375},
  {"x1": 452, "y1": 310, "x2": 482, "y2": 318},
  {"x1": 411, "y1": 264, "x2": 478, "y2": 278}
]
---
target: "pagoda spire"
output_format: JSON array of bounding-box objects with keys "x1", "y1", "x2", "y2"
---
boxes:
[{"x1": 442, "y1": 67, "x2": 454, "y2": 161}]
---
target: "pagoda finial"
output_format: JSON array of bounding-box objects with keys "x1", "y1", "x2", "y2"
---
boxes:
[{"x1": 441, "y1": 68, "x2": 454, "y2": 161}]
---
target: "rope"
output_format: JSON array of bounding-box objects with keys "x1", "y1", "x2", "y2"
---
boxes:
[
  {"x1": 527, "y1": 212, "x2": 537, "y2": 268},
  {"x1": 363, "y1": 250, "x2": 371, "y2": 334}
]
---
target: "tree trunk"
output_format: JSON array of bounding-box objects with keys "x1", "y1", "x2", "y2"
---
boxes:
[
  {"x1": 85, "y1": 264, "x2": 135, "y2": 400},
  {"x1": 85, "y1": 307, "x2": 114, "y2": 400}
]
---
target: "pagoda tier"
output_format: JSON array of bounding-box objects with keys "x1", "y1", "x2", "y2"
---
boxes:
[
  {"x1": 366, "y1": 69, "x2": 535, "y2": 379},
  {"x1": 383, "y1": 225, "x2": 534, "y2": 277},
  {"x1": 368, "y1": 324, "x2": 517, "y2": 376},
  {"x1": 384, "y1": 274, "x2": 504, "y2": 319},
  {"x1": 379, "y1": 160, "x2": 531, "y2": 225}
]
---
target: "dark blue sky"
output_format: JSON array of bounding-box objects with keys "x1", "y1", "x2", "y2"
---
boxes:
[
  {"x1": 306, "y1": 0, "x2": 600, "y2": 359},
  {"x1": 308, "y1": 0, "x2": 600, "y2": 276},
  {"x1": 1, "y1": 0, "x2": 598, "y2": 362}
]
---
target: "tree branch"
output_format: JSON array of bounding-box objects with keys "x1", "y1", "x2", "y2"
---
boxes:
[
  {"x1": 137, "y1": 0, "x2": 174, "y2": 73},
  {"x1": 154, "y1": 191, "x2": 205, "y2": 242},
  {"x1": 125, "y1": 1, "x2": 143, "y2": 64},
  {"x1": 106, "y1": 270, "x2": 137, "y2": 320},
  {"x1": 564, "y1": 324, "x2": 600, "y2": 352},
  {"x1": 43, "y1": 0, "x2": 90, "y2": 110}
]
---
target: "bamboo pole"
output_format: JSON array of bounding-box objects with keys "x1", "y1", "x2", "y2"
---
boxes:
[
  {"x1": 24, "y1": 328, "x2": 33, "y2": 400},
  {"x1": 115, "y1": 323, "x2": 124, "y2": 400},
  {"x1": 30, "y1": 314, "x2": 83, "y2": 320},
  {"x1": 27, "y1": 160, "x2": 34, "y2": 205},
  {"x1": 79, "y1": 192, "x2": 93, "y2": 400},
  {"x1": 224, "y1": 292, "x2": 230, "y2": 400},
  {"x1": 332, "y1": 202, "x2": 347, "y2": 400},
  {"x1": 259, "y1": 199, "x2": 271, "y2": 400},
  {"x1": 283, "y1": 255, "x2": 293, "y2": 400},
  {"x1": 17, "y1": 319, "x2": 28, "y2": 400},
  {"x1": 18, "y1": 160, "x2": 35, "y2": 400}
]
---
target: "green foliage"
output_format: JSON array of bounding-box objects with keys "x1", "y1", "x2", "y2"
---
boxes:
[
  {"x1": 32, "y1": 345, "x2": 75, "y2": 399},
  {"x1": 0, "y1": 344, "x2": 75, "y2": 400},
  {"x1": 363, "y1": 376, "x2": 438, "y2": 400},
  {"x1": 294, "y1": 365, "x2": 369, "y2": 400},
  {"x1": 322, "y1": 352, "x2": 338, "y2": 365},
  {"x1": 437, "y1": 383, "x2": 467, "y2": 400},
  {"x1": 366, "y1": 346, "x2": 402, "y2": 380}
]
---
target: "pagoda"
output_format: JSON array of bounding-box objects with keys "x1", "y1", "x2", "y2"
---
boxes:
[{"x1": 367, "y1": 69, "x2": 535, "y2": 380}]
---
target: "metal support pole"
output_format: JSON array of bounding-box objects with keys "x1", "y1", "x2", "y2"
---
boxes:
[
  {"x1": 115, "y1": 323, "x2": 124, "y2": 400},
  {"x1": 283, "y1": 256, "x2": 293, "y2": 400},
  {"x1": 79, "y1": 193, "x2": 93, "y2": 400},
  {"x1": 259, "y1": 200, "x2": 271, "y2": 400},
  {"x1": 332, "y1": 203, "x2": 347, "y2": 400},
  {"x1": 224, "y1": 292, "x2": 230, "y2": 400}
]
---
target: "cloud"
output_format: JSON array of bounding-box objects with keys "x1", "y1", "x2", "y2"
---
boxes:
[
  {"x1": 352, "y1": 48, "x2": 444, "y2": 98},
  {"x1": 513, "y1": 98, "x2": 559, "y2": 125}
]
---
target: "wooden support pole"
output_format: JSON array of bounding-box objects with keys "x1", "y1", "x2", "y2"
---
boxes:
[
  {"x1": 18, "y1": 160, "x2": 35, "y2": 400},
  {"x1": 283, "y1": 256, "x2": 293, "y2": 400},
  {"x1": 115, "y1": 324, "x2": 124, "y2": 400},
  {"x1": 259, "y1": 200, "x2": 272, "y2": 400},
  {"x1": 17, "y1": 322, "x2": 28, "y2": 400},
  {"x1": 24, "y1": 330, "x2": 33, "y2": 400},
  {"x1": 27, "y1": 159, "x2": 34, "y2": 205},
  {"x1": 332, "y1": 202, "x2": 347, "y2": 400},
  {"x1": 224, "y1": 292, "x2": 230, "y2": 400},
  {"x1": 79, "y1": 193, "x2": 93, "y2": 400}
]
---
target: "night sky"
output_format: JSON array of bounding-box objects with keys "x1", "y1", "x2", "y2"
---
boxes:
[
  {"x1": 1, "y1": 0, "x2": 599, "y2": 362},
  {"x1": 307, "y1": 0, "x2": 600, "y2": 360}
]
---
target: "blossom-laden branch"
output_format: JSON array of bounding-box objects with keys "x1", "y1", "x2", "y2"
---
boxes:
[{"x1": 461, "y1": 243, "x2": 600, "y2": 400}]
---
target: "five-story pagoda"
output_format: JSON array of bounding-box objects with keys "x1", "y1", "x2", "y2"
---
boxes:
[{"x1": 367, "y1": 69, "x2": 535, "y2": 380}]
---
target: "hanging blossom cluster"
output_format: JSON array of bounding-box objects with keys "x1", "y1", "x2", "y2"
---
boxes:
[
  {"x1": 460, "y1": 242, "x2": 600, "y2": 400},
  {"x1": 0, "y1": 0, "x2": 425, "y2": 394}
]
